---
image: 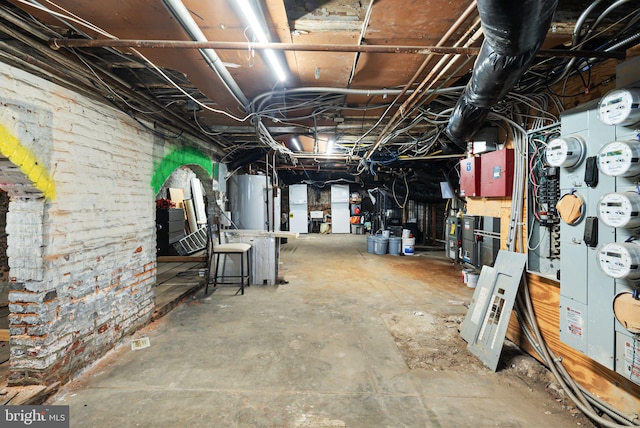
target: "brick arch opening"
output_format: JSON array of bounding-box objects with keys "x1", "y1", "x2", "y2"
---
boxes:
[
  {"x1": 154, "y1": 164, "x2": 215, "y2": 256},
  {"x1": 155, "y1": 164, "x2": 212, "y2": 202},
  {"x1": 0, "y1": 101, "x2": 55, "y2": 385},
  {"x1": 0, "y1": 163, "x2": 48, "y2": 385}
]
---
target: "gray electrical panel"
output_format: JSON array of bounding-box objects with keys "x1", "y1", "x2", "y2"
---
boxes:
[
  {"x1": 527, "y1": 125, "x2": 561, "y2": 280},
  {"x1": 525, "y1": 59, "x2": 640, "y2": 385},
  {"x1": 545, "y1": 73, "x2": 640, "y2": 381},
  {"x1": 556, "y1": 102, "x2": 617, "y2": 370},
  {"x1": 616, "y1": 332, "x2": 640, "y2": 384}
]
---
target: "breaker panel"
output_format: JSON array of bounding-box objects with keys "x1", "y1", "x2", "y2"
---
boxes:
[
  {"x1": 538, "y1": 80, "x2": 640, "y2": 383},
  {"x1": 527, "y1": 126, "x2": 562, "y2": 279}
]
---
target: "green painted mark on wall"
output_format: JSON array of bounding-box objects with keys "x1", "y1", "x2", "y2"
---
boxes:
[
  {"x1": 152, "y1": 147, "x2": 212, "y2": 193},
  {"x1": 0, "y1": 124, "x2": 56, "y2": 200}
]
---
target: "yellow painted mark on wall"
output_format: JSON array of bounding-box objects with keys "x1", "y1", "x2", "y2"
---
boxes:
[{"x1": 0, "y1": 124, "x2": 56, "y2": 200}]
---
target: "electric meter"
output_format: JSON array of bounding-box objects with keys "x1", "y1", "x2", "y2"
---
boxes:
[
  {"x1": 598, "y1": 242, "x2": 640, "y2": 279},
  {"x1": 598, "y1": 88, "x2": 640, "y2": 126},
  {"x1": 598, "y1": 140, "x2": 640, "y2": 177},
  {"x1": 545, "y1": 135, "x2": 585, "y2": 168},
  {"x1": 598, "y1": 192, "x2": 640, "y2": 228}
]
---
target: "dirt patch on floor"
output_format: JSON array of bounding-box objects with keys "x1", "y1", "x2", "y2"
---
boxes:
[
  {"x1": 383, "y1": 310, "x2": 596, "y2": 427},
  {"x1": 382, "y1": 311, "x2": 484, "y2": 372}
]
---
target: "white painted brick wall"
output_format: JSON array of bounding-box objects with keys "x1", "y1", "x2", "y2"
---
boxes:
[{"x1": 0, "y1": 61, "x2": 200, "y2": 385}]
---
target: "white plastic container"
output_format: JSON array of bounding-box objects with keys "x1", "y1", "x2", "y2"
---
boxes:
[
  {"x1": 466, "y1": 272, "x2": 479, "y2": 288},
  {"x1": 402, "y1": 237, "x2": 415, "y2": 255}
]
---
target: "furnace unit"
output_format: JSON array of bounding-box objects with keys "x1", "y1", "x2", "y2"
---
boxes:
[
  {"x1": 446, "y1": 215, "x2": 461, "y2": 261},
  {"x1": 461, "y1": 215, "x2": 480, "y2": 266},
  {"x1": 478, "y1": 216, "x2": 500, "y2": 267}
]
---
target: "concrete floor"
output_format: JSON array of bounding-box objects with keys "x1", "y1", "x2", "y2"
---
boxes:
[{"x1": 48, "y1": 234, "x2": 588, "y2": 427}]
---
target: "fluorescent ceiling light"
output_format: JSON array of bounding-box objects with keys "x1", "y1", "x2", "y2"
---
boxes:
[
  {"x1": 326, "y1": 138, "x2": 334, "y2": 154},
  {"x1": 236, "y1": 0, "x2": 288, "y2": 82},
  {"x1": 291, "y1": 137, "x2": 302, "y2": 151}
]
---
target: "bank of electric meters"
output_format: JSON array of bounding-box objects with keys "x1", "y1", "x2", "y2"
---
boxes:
[
  {"x1": 543, "y1": 88, "x2": 640, "y2": 278},
  {"x1": 596, "y1": 137, "x2": 640, "y2": 282}
]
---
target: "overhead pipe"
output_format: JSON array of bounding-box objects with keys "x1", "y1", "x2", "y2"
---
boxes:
[
  {"x1": 444, "y1": 0, "x2": 559, "y2": 149},
  {"x1": 49, "y1": 38, "x2": 623, "y2": 60},
  {"x1": 162, "y1": 0, "x2": 249, "y2": 109}
]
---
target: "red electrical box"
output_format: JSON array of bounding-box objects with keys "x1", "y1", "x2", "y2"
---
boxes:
[
  {"x1": 459, "y1": 156, "x2": 481, "y2": 197},
  {"x1": 480, "y1": 148, "x2": 514, "y2": 197}
]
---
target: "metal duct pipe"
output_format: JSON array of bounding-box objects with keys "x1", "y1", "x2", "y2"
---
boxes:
[
  {"x1": 445, "y1": 0, "x2": 559, "y2": 148},
  {"x1": 162, "y1": 0, "x2": 249, "y2": 109}
]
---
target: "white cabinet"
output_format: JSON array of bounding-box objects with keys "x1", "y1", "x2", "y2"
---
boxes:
[
  {"x1": 289, "y1": 184, "x2": 308, "y2": 234},
  {"x1": 331, "y1": 184, "x2": 350, "y2": 233}
]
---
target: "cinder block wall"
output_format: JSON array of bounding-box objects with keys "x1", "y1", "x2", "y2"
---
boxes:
[{"x1": 0, "y1": 62, "x2": 201, "y2": 385}]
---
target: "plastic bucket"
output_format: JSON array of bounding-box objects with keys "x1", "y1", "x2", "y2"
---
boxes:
[
  {"x1": 388, "y1": 237, "x2": 402, "y2": 255},
  {"x1": 382, "y1": 230, "x2": 391, "y2": 239},
  {"x1": 402, "y1": 237, "x2": 415, "y2": 255},
  {"x1": 467, "y1": 272, "x2": 479, "y2": 288},
  {"x1": 402, "y1": 229, "x2": 411, "y2": 238},
  {"x1": 374, "y1": 236, "x2": 389, "y2": 255},
  {"x1": 367, "y1": 236, "x2": 375, "y2": 253}
]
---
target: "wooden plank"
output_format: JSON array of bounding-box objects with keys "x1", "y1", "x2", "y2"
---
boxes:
[
  {"x1": 153, "y1": 282, "x2": 204, "y2": 321},
  {"x1": 157, "y1": 256, "x2": 206, "y2": 263},
  {"x1": 156, "y1": 261, "x2": 183, "y2": 277},
  {"x1": 507, "y1": 273, "x2": 640, "y2": 417},
  {"x1": 465, "y1": 197, "x2": 512, "y2": 249},
  {"x1": 156, "y1": 264, "x2": 189, "y2": 286},
  {"x1": 553, "y1": 58, "x2": 619, "y2": 112},
  {"x1": 0, "y1": 329, "x2": 8, "y2": 342},
  {"x1": 152, "y1": 261, "x2": 206, "y2": 320},
  {"x1": 0, "y1": 383, "x2": 59, "y2": 405}
]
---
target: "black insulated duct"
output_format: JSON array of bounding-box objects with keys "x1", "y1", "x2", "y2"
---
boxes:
[{"x1": 445, "y1": 0, "x2": 559, "y2": 149}]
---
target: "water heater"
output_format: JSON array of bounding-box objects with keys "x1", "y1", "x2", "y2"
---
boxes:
[{"x1": 228, "y1": 174, "x2": 280, "y2": 231}]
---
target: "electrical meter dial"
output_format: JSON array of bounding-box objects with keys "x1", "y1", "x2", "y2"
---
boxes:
[
  {"x1": 598, "y1": 140, "x2": 640, "y2": 177},
  {"x1": 598, "y1": 192, "x2": 640, "y2": 229},
  {"x1": 598, "y1": 88, "x2": 640, "y2": 126},
  {"x1": 545, "y1": 135, "x2": 586, "y2": 168},
  {"x1": 598, "y1": 242, "x2": 640, "y2": 280}
]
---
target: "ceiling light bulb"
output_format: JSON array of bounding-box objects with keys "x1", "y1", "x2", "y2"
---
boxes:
[{"x1": 291, "y1": 137, "x2": 302, "y2": 151}]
